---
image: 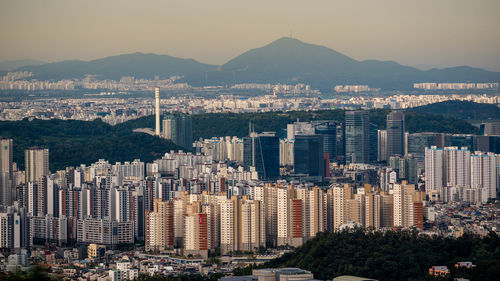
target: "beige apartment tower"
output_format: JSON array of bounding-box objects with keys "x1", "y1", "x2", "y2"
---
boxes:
[{"x1": 25, "y1": 147, "x2": 49, "y2": 183}]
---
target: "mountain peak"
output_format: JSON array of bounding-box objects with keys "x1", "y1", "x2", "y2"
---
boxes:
[
  {"x1": 270, "y1": 36, "x2": 304, "y2": 44},
  {"x1": 263, "y1": 37, "x2": 323, "y2": 50},
  {"x1": 221, "y1": 36, "x2": 357, "y2": 73}
]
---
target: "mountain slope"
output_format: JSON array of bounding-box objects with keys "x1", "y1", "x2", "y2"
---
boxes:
[
  {"x1": 16, "y1": 53, "x2": 217, "y2": 80},
  {"x1": 117, "y1": 108, "x2": 478, "y2": 141},
  {"x1": 0, "y1": 59, "x2": 46, "y2": 71},
  {"x1": 222, "y1": 37, "x2": 357, "y2": 76},
  {"x1": 409, "y1": 100, "x2": 500, "y2": 120},
  {"x1": 11, "y1": 38, "x2": 500, "y2": 90},
  {"x1": 183, "y1": 37, "x2": 500, "y2": 90},
  {"x1": 0, "y1": 118, "x2": 180, "y2": 171}
]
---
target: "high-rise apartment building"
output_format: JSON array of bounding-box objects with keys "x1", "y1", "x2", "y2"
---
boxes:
[
  {"x1": 332, "y1": 184, "x2": 353, "y2": 230},
  {"x1": 377, "y1": 130, "x2": 387, "y2": 162},
  {"x1": 0, "y1": 138, "x2": 13, "y2": 207},
  {"x1": 25, "y1": 147, "x2": 49, "y2": 183},
  {"x1": 0, "y1": 138, "x2": 12, "y2": 175},
  {"x1": 220, "y1": 197, "x2": 237, "y2": 254},
  {"x1": 393, "y1": 182, "x2": 423, "y2": 228},
  {"x1": 380, "y1": 194, "x2": 394, "y2": 228},
  {"x1": 184, "y1": 212, "x2": 210, "y2": 257},
  {"x1": 444, "y1": 147, "x2": 470, "y2": 187},
  {"x1": 345, "y1": 111, "x2": 370, "y2": 163},
  {"x1": 425, "y1": 146, "x2": 498, "y2": 203},
  {"x1": 471, "y1": 152, "x2": 497, "y2": 202},
  {"x1": 425, "y1": 146, "x2": 444, "y2": 197},
  {"x1": 239, "y1": 199, "x2": 265, "y2": 251},
  {"x1": 254, "y1": 183, "x2": 278, "y2": 248},
  {"x1": 364, "y1": 192, "x2": 381, "y2": 229},
  {"x1": 279, "y1": 139, "x2": 295, "y2": 166},
  {"x1": 145, "y1": 199, "x2": 174, "y2": 252}
]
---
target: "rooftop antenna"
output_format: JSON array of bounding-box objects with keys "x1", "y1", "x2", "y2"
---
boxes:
[{"x1": 290, "y1": 29, "x2": 293, "y2": 38}]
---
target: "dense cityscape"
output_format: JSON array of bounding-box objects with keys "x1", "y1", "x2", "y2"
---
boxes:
[
  {"x1": 1, "y1": 1, "x2": 500, "y2": 280},
  {"x1": 0, "y1": 84, "x2": 498, "y2": 280}
]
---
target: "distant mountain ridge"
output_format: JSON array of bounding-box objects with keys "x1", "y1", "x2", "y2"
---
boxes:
[
  {"x1": 0, "y1": 59, "x2": 46, "y2": 71},
  {"x1": 16, "y1": 52, "x2": 216, "y2": 81},
  {"x1": 12, "y1": 37, "x2": 500, "y2": 90}
]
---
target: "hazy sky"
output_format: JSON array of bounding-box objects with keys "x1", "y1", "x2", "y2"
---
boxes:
[{"x1": 1, "y1": 0, "x2": 500, "y2": 71}]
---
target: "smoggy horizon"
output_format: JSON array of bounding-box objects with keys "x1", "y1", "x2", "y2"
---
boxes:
[{"x1": 1, "y1": 0, "x2": 500, "y2": 71}]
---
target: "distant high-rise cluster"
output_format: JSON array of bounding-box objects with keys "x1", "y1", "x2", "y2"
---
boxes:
[
  {"x1": 0, "y1": 108, "x2": 498, "y2": 267},
  {"x1": 414, "y1": 82, "x2": 499, "y2": 90},
  {"x1": 144, "y1": 181, "x2": 424, "y2": 256},
  {"x1": 425, "y1": 146, "x2": 499, "y2": 203}
]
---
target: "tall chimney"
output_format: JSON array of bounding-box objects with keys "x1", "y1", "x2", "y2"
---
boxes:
[{"x1": 155, "y1": 87, "x2": 160, "y2": 136}]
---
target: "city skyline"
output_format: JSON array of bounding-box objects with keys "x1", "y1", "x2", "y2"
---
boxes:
[
  {"x1": 1, "y1": 0, "x2": 500, "y2": 71},
  {"x1": 0, "y1": 1, "x2": 499, "y2": 279}
]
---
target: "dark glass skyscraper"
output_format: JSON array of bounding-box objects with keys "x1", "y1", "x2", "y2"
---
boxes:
[
  {"x1": 177, "y1": 114, "x2": 192, "y2": 151},
  {"x1": 162, "y1": 113, "x2": 192, "y2": 151},
  {"x1": 370, "y1": 123, "x2": 378, "y2": 162},
  {"x1": 386, "y1": 111, "x2": 405, "y2": 158},
  {"x1": 313, "y1": 121, "x2": 337, "y2": 162},
  {"x1": 243, "y1": 132, "x2": 279, "y2": 180},
  {"x1": 345, "y1": 111, "x2": 370, "y2": 163},
  {"x1": 293, "y1": 135, "x2": 325, "y2": 177}
]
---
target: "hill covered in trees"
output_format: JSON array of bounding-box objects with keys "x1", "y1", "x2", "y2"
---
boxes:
[
  {"x1": 0, "y1": 108, "x2": 479, "y2": 172},
  {"x1": 409, "y1": 100, "x2": 500, "y2": 120},
  {"x1": 255, "y1": 229, "x2": 500, "y2": 281},
  {"x1": 119, "y1": 109, "x2": 479, "y2": 140},
  {"x1": 0, "y1": 118, "x2": 179, "y2": 171}
]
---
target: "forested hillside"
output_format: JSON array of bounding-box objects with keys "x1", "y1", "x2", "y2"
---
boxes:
[
  {"x1": 119, "y1": 109, "x2": 479, "y2": 140},
  {"x1": 0, "y1": 118, "x2": 179, "y2": 171},
  {"x1": 410, "y1": 100, "x2": 500, "y2": 120},
  {"x1": 250, "y1": 229, "x2": 500, "y2": 281},
  {"x1": 0, "y1": 108, "x2": 479, "y2": 171}
]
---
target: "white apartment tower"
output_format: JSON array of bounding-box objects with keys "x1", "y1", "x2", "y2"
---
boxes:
[
  {"x1": 425, "y1": 146, "x2": 444, "y2": 198},
  {"x1": 277, "y1": 188, "x2": 290, "y2": 246},
  {"x1": 332, "y1": 184, "x2": 352, "y2": 230},
  {"x1": 445, "y1": 147, "x2": 470, "y2": 187},
  {"x1": 220, "y1": 198, "x2": 237, "y2": 254},
  {"x1": 471, "y1": 152, "x2": 497, "y2": 203}
]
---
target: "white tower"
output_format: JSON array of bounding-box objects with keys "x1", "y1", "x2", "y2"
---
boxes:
[{"x1": 155, "y1": 87, "x2": 160, "y2": 136}]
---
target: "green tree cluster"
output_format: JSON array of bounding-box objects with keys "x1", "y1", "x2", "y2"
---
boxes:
[
  {"x1": 258, "y1": 229, "x2": 500, "y2": 281},
  {"x1": 120, "y1": 108, "x2": 478, "y2": 141},
  {"x1": 0, "y1": 118, "x2": 180, "y2": 171},
  {"x1": 0, "y1": 106, "x2": 479, "y2": 171}
]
